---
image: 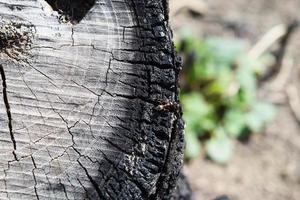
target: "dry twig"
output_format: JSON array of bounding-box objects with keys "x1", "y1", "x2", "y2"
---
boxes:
[
  {"x1": 169, "y1": 0, "x2": 208, "y2": 18},
  {"x1": 248, "y1": 21, "x2": 298, "y2": 82},
  {"x1": 286, "y1": 84, "x2": 300, "y2": 125}
]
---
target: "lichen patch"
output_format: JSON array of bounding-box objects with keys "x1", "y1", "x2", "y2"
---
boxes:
[{"x1": 0, "y1": 19, "x2": 34, "y2": 62}]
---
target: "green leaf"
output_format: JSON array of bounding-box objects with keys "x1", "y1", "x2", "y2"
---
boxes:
[
  {"x1": 206, "y1": 128, "x2": 234, "y2": 164},
  {"x1": 184, "y1": 115, "x2": 206, "y2": 137},
  {"x1": 185, "y1": 129, "x2": 202, "y2": 159},
  {"x1": 178, "y1": 34, "x2": 276, "y2": 163},
  {"x1": 224, "y1": 110, "x2": 246, "y2": 138},
  {"x1": 182, "y1": 93, "x2": 216, "y2": 134},
  {"x1": 246, "y1": 102, "x2": 276, "y2": 133},
  {"x1": 235, "y1": 72, "x2": 256, "y2": 108},
  {"x1": 205, "y1": 37, "x2": 247, "y2": 66},
  {"x1": 181, "y1": 93, "x2": 210, "y2": 114}
]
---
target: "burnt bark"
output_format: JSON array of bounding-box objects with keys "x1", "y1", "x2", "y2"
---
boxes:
[{"x1": 0, "y1": 0, "x2": 185, "y2": 199}]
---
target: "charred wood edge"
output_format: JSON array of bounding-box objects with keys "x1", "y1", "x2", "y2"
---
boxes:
[
  {"x1": 153, "y1": 1, "x2": 186, "y2": 199},
  {"x1": 129, "y1": 0, "x2": 185, "y2": 199},
  {"x1": 172, "y1": 172, "x2": 194, "y2": 200},
  {"x1": 142, "y1": 0, "x2": 183, "y2": 199},
  {"x1": 162, "y1": 0, "x2": 169, "y2": 22}
]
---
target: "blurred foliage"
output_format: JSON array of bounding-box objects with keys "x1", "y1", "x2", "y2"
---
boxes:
[{"x1": 177, "y1": 33, "x2": 276, "y2": 164}]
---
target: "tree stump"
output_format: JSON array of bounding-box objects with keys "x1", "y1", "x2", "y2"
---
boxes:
[{"x1": 0, "y1": 0, "x2": 185, "y2": 199}]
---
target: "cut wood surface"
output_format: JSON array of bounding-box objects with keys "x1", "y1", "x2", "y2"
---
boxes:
[{"x1": 0, "y1": 0, "x2": 184, "y2": 199}]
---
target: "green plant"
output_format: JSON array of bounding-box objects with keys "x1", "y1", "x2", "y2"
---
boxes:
[{"x1": 177, "y1": 34, "x2": 276, "y2": 164}]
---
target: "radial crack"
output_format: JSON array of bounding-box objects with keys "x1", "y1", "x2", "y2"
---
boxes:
[
  {"x1": 78, "y1": 160, "x2": 106, "y2": 199},
  {"x1": 0, "y1": 64, "x2": 17, "y2": 160}
]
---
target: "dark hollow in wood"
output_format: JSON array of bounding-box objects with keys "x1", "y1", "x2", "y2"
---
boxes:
[{"x1": 44, "y1": 0, "x2": 96, "y2": 24}]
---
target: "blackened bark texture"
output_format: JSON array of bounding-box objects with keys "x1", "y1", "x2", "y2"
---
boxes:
[
  {"x1": 172, "y1": 172, "x2": 194, "y2": 200},
  {"x1": 0, "y1": 0, "x2": 184, "y2": 199}
]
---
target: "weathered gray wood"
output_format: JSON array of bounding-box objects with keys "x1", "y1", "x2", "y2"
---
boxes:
[{"x1": 0, "y1": 0, "x2": 184, "y2": 199}]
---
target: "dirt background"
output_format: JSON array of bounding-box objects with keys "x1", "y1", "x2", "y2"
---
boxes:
[{"x1": 170, "y1": 0, "x2": 300, "y2": 199}]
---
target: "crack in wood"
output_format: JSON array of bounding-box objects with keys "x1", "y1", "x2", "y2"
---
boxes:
[{"x1": 0, "y1": 64, "x2": 17, "y2": 160}]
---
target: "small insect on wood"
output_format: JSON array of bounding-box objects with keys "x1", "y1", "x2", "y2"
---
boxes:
[{"x1": 156, "y1": 100, "x2": 180, "y2": 114}]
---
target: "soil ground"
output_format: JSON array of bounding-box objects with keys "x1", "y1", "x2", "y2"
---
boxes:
[{"x1": 170, "y1": 0, "x2": 300, "y2": 199}]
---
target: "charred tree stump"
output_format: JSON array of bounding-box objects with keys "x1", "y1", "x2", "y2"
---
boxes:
[{"x1": 0, "y1": 0, "x2": 185, "y2": 199}]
